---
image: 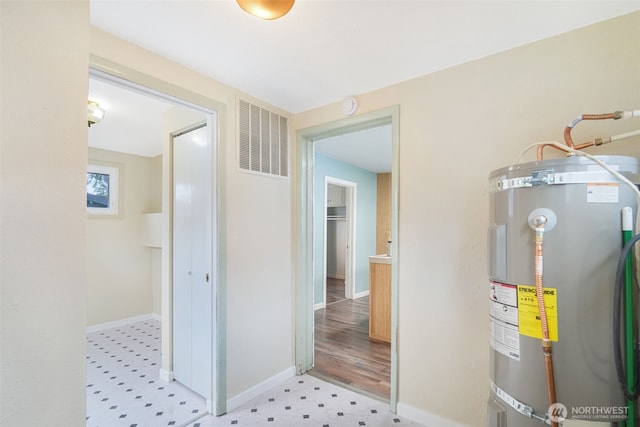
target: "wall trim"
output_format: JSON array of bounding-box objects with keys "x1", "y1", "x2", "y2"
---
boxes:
[
  {"x1": 354, "y1": 290, "x2": 370, "y2": 299},
  {"x1": 397, "y1": 402, "x2": 465, "y2": 427},
  {"x1": 314, "y1": 302, "x2": 326, "y2": 311},
  {"x1": 86, "y1": 313, "x2": 160, "y2": 334},
  {"x1": 159, "y1": 368, "x2": 174, "y2": 383},
  {"x1": 226, "y1": 366, "x2": 296, "y2": 412}
]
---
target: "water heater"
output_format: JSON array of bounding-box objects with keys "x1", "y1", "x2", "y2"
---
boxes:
[{"x1": 487, "y1": 155, "x2": 639, "y2": 426}]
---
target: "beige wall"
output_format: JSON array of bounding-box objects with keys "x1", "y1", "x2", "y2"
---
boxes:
[
  {"x1": 294, "y1": 12, "x2": 640, "y2": 426},
  {"x1": 150, "y1": 155, "x2": 163, "y2": 315},
  {"x1": 0, "y1": 1, "x2": 89, "y2": 425},
  {"x1": 150, "y1": 155, "x2": 163, "y2": 212},
  {"x1": 91, "y1": 29, "x2": 294, "y2": 401},
  {"x1": 87, "y1": 148, "x2": 159, "y2": 326}
]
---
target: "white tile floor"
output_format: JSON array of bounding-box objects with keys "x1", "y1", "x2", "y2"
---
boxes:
[
  {"x1": 86, "y1": 320, "x2": 207, "y2": 427},
  {"x1": 87, "y1": 319, "x2": 424, "y2": 427},
  {"x1": 190, "y1": 375, "x2": 424, "y2": 427}
]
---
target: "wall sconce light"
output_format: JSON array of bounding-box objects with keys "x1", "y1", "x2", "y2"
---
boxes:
[
  {"x1": 88, "y1": 101, "x2": 105, "y2": 127},
  {"x1": 236, "y1": 0, "x2": 294, "y2": 20}
]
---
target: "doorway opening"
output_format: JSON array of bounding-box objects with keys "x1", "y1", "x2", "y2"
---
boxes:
[
  {"x1": 323, "y1": 178, "x2": 357, "y2": 307},
  {"x1": 295, "y1": 106, "x2": 399, "y2": 409},
  {"x1": 86, "y1": 61, "x2": 226, "y2": 420}
]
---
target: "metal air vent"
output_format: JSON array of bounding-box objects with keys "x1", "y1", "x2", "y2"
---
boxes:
[{"x1": 238, "y1": 99, "x2": 288, "y2": 177}]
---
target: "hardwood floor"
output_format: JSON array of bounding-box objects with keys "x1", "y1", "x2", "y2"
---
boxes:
[
  {"x1": 326, "y1": 277, "x2": 346, "y2": 305},
  {"x1": 312, "y1": 281, "x2": 391, "y2": 400}
]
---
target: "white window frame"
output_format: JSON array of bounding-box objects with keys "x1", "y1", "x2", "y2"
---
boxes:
[{"x1": 87, "y1": 163, "x2": 120, "y2": 216}]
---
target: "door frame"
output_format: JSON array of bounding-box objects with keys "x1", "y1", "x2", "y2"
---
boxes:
[
  {"x1": 295, "y1": 106, "x2": 400, "y2": 410},
  {"x1": 323, "y1": 177, "x2": 357, "y2": 303},
  {"x1": 89, "y1": 56, "x2": 227, "y2": 415}
]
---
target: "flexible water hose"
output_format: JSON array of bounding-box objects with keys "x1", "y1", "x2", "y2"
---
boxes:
[
  {"x1": 622, "y1": 207, "x2": 636, "y2": 427},
  {"x1": 614, "y1": 232, "x2": 640, "y2": 402},
  {"x1": 533, "y1": 215, "x2": 558, "y2": 427}
]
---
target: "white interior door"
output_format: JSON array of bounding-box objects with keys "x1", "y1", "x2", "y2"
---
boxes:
[{"x1": 172, "y1": 123, "x2": 212, "y2": 399}]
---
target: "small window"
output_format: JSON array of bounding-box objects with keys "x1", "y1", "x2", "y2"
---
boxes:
[{"x1": 87, "y1": 163, "x2": 120, "y2": 216}]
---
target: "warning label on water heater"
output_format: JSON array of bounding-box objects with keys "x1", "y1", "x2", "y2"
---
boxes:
[
  {"x1": 586, "y1": 182, "x2": 619, "y2": 203},
  {"x1": 489, "y1": 282, "x2": 520, "y2": 361},
  {"x1": 489, "y1": 281, "x2": 559, "y2": 361}
]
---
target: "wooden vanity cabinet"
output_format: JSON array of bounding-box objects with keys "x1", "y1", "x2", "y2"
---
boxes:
[{"x1": 369, "y1": 261, "x2": 391, "y2": 343}]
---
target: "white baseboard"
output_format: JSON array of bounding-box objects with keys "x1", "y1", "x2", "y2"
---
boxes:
[
  {"x1": 314, "y1": 302, "x2": 326, "y2": 310},
  {"x1": 354, "y1": 290, "x2": 369, "y2": 299},
  {"x1": 328, "y1": 274, "x2": 345, "y2": 280},
  {"x1": 159, "y1": 368, "x2": 174, "y2": 383},
  {"x1": 397, "y1": 402, "x2": 465, "y2": 427},
  {"x1": 86, "y1": 313, "x2": 161, "y2": 334},
  {"x1": 226, "y1": 366, "x2": 296, "y2": 412}
]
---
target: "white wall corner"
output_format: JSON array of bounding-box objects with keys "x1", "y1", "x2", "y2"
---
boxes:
[
  {"x1": 226, "y1": 366, "x2": 296, "y2": 412},
  {"x1": 397, "y1": 403, "x2": 466, "y2": 427},
  {"x1": 159, "y1": 368, "x2": 174, "y2": 383}
]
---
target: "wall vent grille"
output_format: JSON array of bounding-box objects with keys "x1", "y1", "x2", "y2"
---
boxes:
[{"x1": 239, "y1": 99, "x2": 288, "y2": 177}]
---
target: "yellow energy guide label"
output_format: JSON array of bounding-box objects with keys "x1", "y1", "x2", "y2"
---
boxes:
[
  {"x1": 517, "y1": 284, "x2": 558, "y2": 341},
  {"x1": 490, "y1": 281, "x2": 559, "y2": 361}
]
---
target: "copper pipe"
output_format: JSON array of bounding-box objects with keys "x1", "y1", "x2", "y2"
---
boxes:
[
  {"x1": 536, "y1": 144, "x2": 550, "y2": 161},
  {"x1": 543, "y1": 341, "x2": 558, "y2": 427},
  {"x1": 537, "y1": 112, "x2": 621, "y2": 160},
  {"x1": 564, "y1": 112, "x2": 621, "y2": 148},
  {"x1": 536, "y1": 143, "x2": 569, "y2": 161},
  {"x1": 535, "y1": 234, "x2": 550, "y2": 340},
  {"x1": 574, "y1": 141, "x2": 595, "y2": 151},
  {"x1": 534, "y1": 218, "x2": 558, "y2": 427}
]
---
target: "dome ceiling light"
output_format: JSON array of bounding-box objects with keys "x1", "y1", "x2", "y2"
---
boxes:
[
  {"x1": 236, "y1": 0, "x2": 295, "y2": 20},
  {"x1": 88, "y1": 101, "x2": 105, "y2": 127}
]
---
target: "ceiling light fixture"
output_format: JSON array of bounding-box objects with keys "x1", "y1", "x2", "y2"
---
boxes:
[
  {"x1": 88, "y1": 101, "x2": 105, "y2": 127},
  {"x1": 236, "y1": 0, "x2": 294, "y2": 20}
]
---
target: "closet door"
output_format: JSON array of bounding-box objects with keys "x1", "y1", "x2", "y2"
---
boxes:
[{"x1": 172, "y1": 124, "x2": 212, "y2": 398}]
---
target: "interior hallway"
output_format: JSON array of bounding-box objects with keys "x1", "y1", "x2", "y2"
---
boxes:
[{"x1": 313, "y1": 279, "x2": 391, "y2": 400}]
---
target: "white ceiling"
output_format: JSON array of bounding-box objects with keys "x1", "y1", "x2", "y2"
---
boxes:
[
  {"x1": 315, "y1": 124, "x2": 392, "y2": 173},
  {"x1": 88, "y1": 77, "x2": 178, "y2": 157},
  {"x1": 88, "y1": 1, "x2": 640, "y2": 163},
  {"x1": 90, "y1": 1, "x2": 640, "y2": 114}
]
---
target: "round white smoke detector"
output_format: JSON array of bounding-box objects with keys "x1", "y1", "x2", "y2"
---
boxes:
[{"x1": 342, "y1": 97, "x2": 358, "y2": 115}]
